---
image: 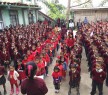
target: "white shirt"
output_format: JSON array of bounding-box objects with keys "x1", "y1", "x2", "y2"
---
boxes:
[{"x1": 69, "y1": 22, "x2": 74, "y2": 28}]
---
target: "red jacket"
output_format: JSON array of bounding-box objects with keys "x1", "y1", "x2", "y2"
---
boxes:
[
  {"x1": 27, "y1": 54, "x2": 35, "y2": 62},
  {"x1": 66, "y1": 38, "x2": 74, "y2": 47},
  {"x1": 52, "y1": 72, "x2": 60, "y2": 78},
  {"x1": 36, "y1": 47, "x2": 42, "y2": 54}
]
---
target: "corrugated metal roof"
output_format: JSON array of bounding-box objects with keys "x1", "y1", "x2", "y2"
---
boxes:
[
  {"x1": 0, "y1": 1, "x2": 41, "y2": 9},
  {"x1": 71, "y1": 7, "x2": 108, "y2": 11}
]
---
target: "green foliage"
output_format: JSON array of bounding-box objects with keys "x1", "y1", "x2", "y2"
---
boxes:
[{"x1": 42, "y1": 1, "x2": 66, "y2": 20}]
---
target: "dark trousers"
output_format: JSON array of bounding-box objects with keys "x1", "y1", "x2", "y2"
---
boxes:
[
  {"x1": 52, "y1": 49, "x2": 55, "y2": 57},
  {"x1": 45, "y1": 66, "x2": 48, "y2": 75},
  {"x1": 106, "y1": 74, "x2": 108, "y2": 86},
  {"x1": 54, "y1": 83, "x2": 60, "y2": 90},
  {"x1": 57, "y1": 44, "x2": 59, "y2": 51},
  {"x1": 91, "y1": 80, "x2": 103, "y2": 95},
  {"x1": 67, "y1": 46, "x2": 73, "y2": 53}
]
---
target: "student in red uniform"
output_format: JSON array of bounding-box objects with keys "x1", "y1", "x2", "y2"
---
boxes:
[
  {"x1": 69, "y1": 64, "x2": 80, "y2": 88},
  {"x1": 52, "y1": 66, "x2": 60, "y2": 93},
  {"x1": 36, "y1": 42, "x2": 42, "y2": 55},
  {"x1": 37, "y1": 58, "x2": 46, "y2": 76},
  {"x1": 43, "y1": 53, "x2": 50, "y2": 76},
  {"x1": 7, "y1": 65, "x2": 19, "y2": 95},
  {"x1": 35, "y1": 58, "x2": 41, "y2": 76},
  {"x1": 90, "y1": 64, "x2": 106, "y2": 95},
  {"x1": 22, "y1": 54, "x2": 28, "y2": 66},
  {"x1": 56, "y1": 60, "x2": 63, "y2": 83},
  {"x1": 26, "y1": 50, "x2": 35, "y2": 62},
  {"x1": 66, "y1": 35, "x2": 74, "y2": 53},
  {"x1": 16, "y1": 59, "x2": 26, "y2": 85},
  {"x1": 0, "y1": 65, "x2": 7, "y2": 95},
  {"x1": 21, "y1": 61, "x2": 48, "y2": 95}
]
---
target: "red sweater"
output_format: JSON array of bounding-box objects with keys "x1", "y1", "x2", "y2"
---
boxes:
[
  {"x1": 52, "y1": 72, "x2": 60, "y2": 78},
  {"x1": 92, "y1": 69, "x2": 106, "y2": 84},
  {"x1": 27, "y1": 54, "x2": 35, "y2": 62},
  {"x1": 66, "y1": 38, "x2": 74, "y2": 47}
]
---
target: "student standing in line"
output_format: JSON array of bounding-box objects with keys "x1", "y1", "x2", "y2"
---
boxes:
[
  {"x1": 90, "y1": 64, "x2": 106, "y2": 95},
  {"x1": 0, "y1": 65, "x2": 7, "y2": 95},
  {"x1": 52, "y1": 66, "x2": 60, "y2": 93},
  {"x1": 7, "y1": 65, "x2": 19, "y2": 95}
]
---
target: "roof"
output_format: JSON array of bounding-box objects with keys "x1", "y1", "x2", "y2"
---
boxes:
[
  {"x1": 38, "y1": 11, "x2": 55, "y2": 22},
  {"x1": 71, "y1": 7, "x2": 108, "y2": 12},
  {"x1": 0, "y1": 2, "x2": 41, "y2": 9}
]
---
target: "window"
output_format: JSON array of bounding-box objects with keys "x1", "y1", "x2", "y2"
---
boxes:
[
  {"x1": 10, "y1": 10, "x2": 19, "y2": 26},
  {"x1": 28, "y1": 11, "x2": 34, "y2": 24}
]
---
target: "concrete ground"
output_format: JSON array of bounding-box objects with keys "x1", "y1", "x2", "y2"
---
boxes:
[{"x1": 0, "y1": 44, "x2": 108, "y2": 95}]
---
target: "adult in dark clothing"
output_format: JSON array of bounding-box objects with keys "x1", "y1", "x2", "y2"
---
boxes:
[
  {"x1": 61, "y1": 25, "x2": 67, "y2": 41},
  {"x1": 21, "y1": 61, "x2": 48, "y2": 95},
  {"x1": 77, "y1": 19, "x2": 82, "y2": 29}
]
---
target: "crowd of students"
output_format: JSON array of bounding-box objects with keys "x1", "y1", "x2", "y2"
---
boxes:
[
  {"x1": 0, "y1": 21, "x2": 61, "y2": 95},
  {"x1": 52, "y1": 25, "x2": 83, "y2": 94},
  {"x1": 0, "y1": 18, "x2": 108, "y2": 95},
  {"x1": 81, "y1": 20, "x2": 108, "y2": 95}
]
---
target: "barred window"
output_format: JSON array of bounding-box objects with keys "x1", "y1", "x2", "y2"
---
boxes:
[{"x1": 10, "y1": 10, "x2": 19, "y2": 26}]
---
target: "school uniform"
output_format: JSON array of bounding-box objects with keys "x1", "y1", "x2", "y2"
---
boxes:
[
  {"x1": 69, "y1": 70, "x2": 80, "y2": 88},
  {"x1": 52, "y1": 71, "x2": 60, "y2": 90},
  {"x1": 13, "y1": 52, "x2": 21, "y2": 69},
  {"x1": 91, "y1": 68, "x2": 106, "y2": 95},
  {"x1": 16, "y1": 64, "x2": 26, "y2": 80},
  {"x1": 66, "y1": 38, "x2": 74, "y2": 53},
  {"x1": 0, "y1": 66, "x2": 6, "y2": 85}
]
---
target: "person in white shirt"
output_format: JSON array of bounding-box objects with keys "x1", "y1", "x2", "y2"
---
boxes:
[{"x1": 69, "y1": 19, "x2": 75, "y2": 30}]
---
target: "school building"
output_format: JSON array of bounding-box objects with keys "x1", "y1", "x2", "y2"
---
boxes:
[
  {"x1": 71, "y1": 7, "x2": 108, "y2": 25},
  {"x1": 0, "y1": 0, "x2": 55, "y2": 29}
]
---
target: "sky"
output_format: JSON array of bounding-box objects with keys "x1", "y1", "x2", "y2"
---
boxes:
[{"x1": 58, "y1": 0, "x2": 108, "y2": 7}]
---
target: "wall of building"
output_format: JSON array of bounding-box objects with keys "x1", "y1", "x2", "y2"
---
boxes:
[
  {"x1": 32, "y1": 10, "x2": 36, "y2": 23},
  {"x1": 18, "y1": 9, "x2": 24, "y2": 25},
  {"x1": 23, "y1": 9, "x2": 29, "y2": 25},
  {"x1": 2, "y1": 9, "x2": 10, "y2": 27},
  {"x1": 74, "y1": 9, "x2": 108, "y2": 25},
  {"x1": 35, "y1": 10, "x2": 38, "y2": 22}
]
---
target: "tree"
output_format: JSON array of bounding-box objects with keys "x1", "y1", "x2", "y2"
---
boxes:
[
  {"x1": 41, "y1": 0, "x2": 66, "y2": 19},
  {"x1": 99, "y1": 0, "x2": 108, "y2": 6},
  {"x1": 66, "y1": 0, "x2": 71, "y2": 22},
  {"x1": 81, "y1": 0, "x2": 93, "y2": 8}
]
